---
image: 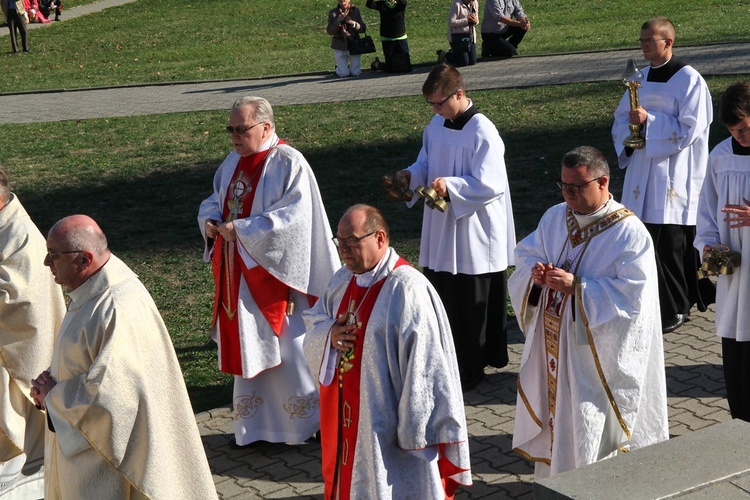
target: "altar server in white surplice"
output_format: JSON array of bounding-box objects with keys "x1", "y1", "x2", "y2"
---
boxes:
[
  {"x1": 612, "y1": 16, "x2": 714, "y2": 334},
  {"x1": 510, "y1": 146, "x2": 669, "y2": 479},
  {"x1": 199, "y1": 96, "x2": 339, "y2": 447},
  {"x1": 0, "y1": 166, "x2": 65, "y2": 499},
  {"x1": 303, "y1": 204, "x2": 471, "y2": 499},
  {"x1": 695, "y1": 81, "x2": 750, "y2": 422},
  {"x1": 400, "y1": 63, "x2": 516, "y2": 392},
  {"x1": 30, "y1": 215, "x2": 218, "y2": 500}
]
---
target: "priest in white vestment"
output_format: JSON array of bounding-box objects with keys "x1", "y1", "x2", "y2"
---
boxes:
[
  {"x1": 612, "y1": 16, "x2": 714, "y2": 333},
  {"x1": 31, "y1": 215, "x2": 218, "y2": 500},
  {"x1": 695, "y1": 80, "x2": 750, "y2": 422},
  {"x1": 510, "y1": 146, "x2": 669, "y2": 479},
  {"x1": 401, "y1": 63, "x2": 516, "y2": 391},
  {"x1": 303, "y1": 204, "x2": 472, "y2": 499},
  {"x1": 0, "y1": 168, "x2": 65, "y2": 499},
  {"x1": 198, "y1": 96, "x2": 339, "y2": 447}
]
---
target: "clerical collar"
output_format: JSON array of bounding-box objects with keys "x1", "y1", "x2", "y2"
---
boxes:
[
  {"x1": 572, "y1": 195, "x2": 614, "y2": 226},
  {"x1": 255, "y1": 133, "x2": 278, "y2": 153},
  {"x1": 647, "y1": 57, "x2": 686, "y2": 83},
  {"x1": 353, "y1": 247, "x2": 392, "y2": 286},
  {"x1": 443, "y1": 100, "x2": 478, "y2": 130},
  {"x1": 733, "y1": 137, "x2": 750, "y2": 156}
]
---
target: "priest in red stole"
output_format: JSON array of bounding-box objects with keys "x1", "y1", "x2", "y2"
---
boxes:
[
  {"x1": 303, "y1": 204, "x2": 472, "y2": 499},
  {"x1": 199, "y1": 96, "x2": 340, "y2": 446}
]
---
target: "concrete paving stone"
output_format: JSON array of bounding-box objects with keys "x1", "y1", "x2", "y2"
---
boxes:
[
  {"x1": 679, "y1": 482, "x2": 750, "y2": 499},
  {"x1": 730, "y1": 472, "x2": 750, "y2": 494},
  {"x1": 215, "y1": 478, "x2": 260, "y2": 500},
  {"x1": 671, "y1": 411, "x2": 725, "y2": 432}
]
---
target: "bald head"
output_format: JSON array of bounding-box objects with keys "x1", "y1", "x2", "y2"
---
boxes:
[{"x1": 45, "y1": 215, "x2": 111, "y2": 291}]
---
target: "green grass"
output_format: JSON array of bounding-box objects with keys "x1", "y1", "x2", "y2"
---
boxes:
[
  {"x1": 0, "y1": 0, "x2": 747, "y2": 91},
  {"x1": 2, "y1": 75, "x2": 746, "y2": 411}
]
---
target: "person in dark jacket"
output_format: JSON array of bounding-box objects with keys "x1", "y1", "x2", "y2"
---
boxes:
[
  {"x1": 327, "y1": 0, "x2": 366, "y2": 77},
  {"x1": 366, "y1": 0, "x2": 411, "y2": 72}
]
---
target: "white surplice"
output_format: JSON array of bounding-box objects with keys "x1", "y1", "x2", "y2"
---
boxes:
[
  {"x1": 612, "y1": 62, "x2": 712, "y2": 225},
  {"x1": 0, "y1": 194, "x2": 65, "y2": 499},
  {"x1": 302, "y1": 249, "x2": 472, "y2": 498},
  {"x1": 405, "y1": 106, "x2": 516, "y2": 274},
  {"x1": 510, "y1": 200, "x2": 669, "y2": 478},
  {"x1": 44, "y1": 255, "x2": 217, "y2": 500},
  {"x1": 198, "y1": 134, "x2": 340, "y2": 445},
  {"x1": 695, "y1": 137, "x2": 750, "y2": 340}
]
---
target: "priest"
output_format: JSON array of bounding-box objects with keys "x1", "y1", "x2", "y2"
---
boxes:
[
  {"x1": 198, "y1": 96, "x2": 339, "y2": 447},
  {"x1": 695, "y1": 80, "x2": 750, "y2": 422},
  {"x1": 0, "y1": 166, "x2": 65, "y2": 498},
  {"x1": 30, "y1": 215, "x2": 217, "y2": 499},
  {"x1": 612, "y1": 16, "x2": 714, "y2": 333},
  {"x1": 510, "y1": 146, "x2": 669, "y2": 478},
  {"x1": 303, "y1": 204, "x2": 472, "y2": 499}
]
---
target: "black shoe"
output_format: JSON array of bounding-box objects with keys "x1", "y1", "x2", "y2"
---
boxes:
[
  {"x1": 662, "y1": 313, "x2": 686, "y2": 333},
  {"x1": 436, "y1": 50, "x2": 446, "y2": 64},
  {"x1": 370, "y1": 57, "x2": 380, "y2": 71}
]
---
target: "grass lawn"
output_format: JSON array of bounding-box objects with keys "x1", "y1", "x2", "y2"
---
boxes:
[
  {"x1": 2, "y1": 74, "x2": 746, "y2": 411},
  {"x1": 0, "y1": 0, "x2": 747, "y2": 91}
]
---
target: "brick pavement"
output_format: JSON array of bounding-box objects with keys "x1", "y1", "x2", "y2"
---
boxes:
[
  {"x1": 196, "y1": 305, "x2": 728, "y2": 499},
  {"x1": 3, "y1": 8, "x2": 745, "y2": 494}
]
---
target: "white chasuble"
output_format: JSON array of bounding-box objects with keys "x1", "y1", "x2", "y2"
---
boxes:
[
  {"x1": 510, "y1": 201, "x2": 669, "y2": 478},
  {"x1": 198, "y1": 135, "x2": 340, "y2": 445},
  {"x1": 303, "y1": 249, "x2": 472, "y2": 499}
]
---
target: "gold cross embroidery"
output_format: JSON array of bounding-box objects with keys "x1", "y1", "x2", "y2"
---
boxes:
[
  {"x1": 667, "y1": 186, "x2": 678, "y2": 203},
  {"x1": 668, "y1": 131, "x2": 683, "y2": 146},
  {"x1": 633, "y1": 185, "x2": 641, "y2": 200}
]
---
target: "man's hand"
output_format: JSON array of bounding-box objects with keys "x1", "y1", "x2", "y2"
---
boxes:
[
  {"x1": 431, "y1": 177, "x2": 448, "y2": 198},
  {"x1": 531, "y1": 262, "x2": 574, "y2": 294},
  {"x1": 217, "y1": 221, "x2": 237, "y2": 241},
  {"x1": 30, "y1": 370, "x2": 56, "y2": 410},
  {"x1": 205, "y1": 219, "x2": 220, "y2": 239},
  {"x1": 331, "y1": 314, "x2": 359, "y2": 352},
  {"x1": 722, "y1": 198, "x2": 750, "y2": 229},
  {"x1": 629, "y1": 106, "x2": 648, "y2": 125},
  {"x1": 519, "y1": 16, "x2": 530, "y2": 30}
]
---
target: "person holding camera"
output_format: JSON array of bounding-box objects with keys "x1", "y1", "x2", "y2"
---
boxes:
[
  {"x1": 327, "y1": 0, "x2": 366, "y2": 78},
  {"x1": 438, "y1": 0, "x2": 479, "y2": 67}
]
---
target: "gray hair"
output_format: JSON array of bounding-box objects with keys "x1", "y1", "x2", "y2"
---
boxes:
[
  {"x1": 231, "y1": 96, "x2": 275, "y2": 128},
  {"x1": 561, "y1": 146, "x2": 610, "y2": 178},
  {"x1": 50, "y1": 218, "x2": 109, "y2": 255}
]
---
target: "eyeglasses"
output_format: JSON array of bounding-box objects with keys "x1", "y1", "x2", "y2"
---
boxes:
[
  {"x1": 46, "y1": 249, "x2": 82, "y2": 260},
  {"x1": 332, "y1": 231, "x2": 376, "y2": 249},
  {"x1": 638, "y1": 38, "x2": 667, "y2": 45},
  {"x1": 225, "y1": 122, "x2": 265, "y2": 135},
  {"x1": 556, "y1": 177, "x2": 602, "y2": 193},
  {"x1": 425, "y1": 88, "x2": 460, "y2": 108}
]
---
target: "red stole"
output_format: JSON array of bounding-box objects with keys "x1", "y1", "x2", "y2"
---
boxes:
[
  {"x1": 211, "y1": 143, "x2": 293, "y2": 375},
  {"x1": 320, "y1": 258, "x2": 409, "y2": 500}
]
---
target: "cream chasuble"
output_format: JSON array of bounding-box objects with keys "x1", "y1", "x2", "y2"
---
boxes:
[
  {"x1": 510, "y1": 200, "x2": 668, "y2": 478},
  {"x1": 44, "y1": 255, "x2": 217, "y2": 499},
  {"x1": 0, "y1": 194, "x2": 65, "y2": 498}
]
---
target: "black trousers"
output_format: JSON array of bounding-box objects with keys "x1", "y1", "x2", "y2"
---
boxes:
[
  {"x1": 424, "y1": 269, "x2": 508, "y2": 389},
  {"x1": 6, "y1": 10, "x2": 29, "y2": 53},
  {"x1": 645, "y1": 223, "x2": 714, "y2": 318},
  {"x1": 481, "y1": 27, "x2": 526, "y2": 58},
  {"x1": 379, "y1": 39, "x2": 411, "y2": 72},
  {"x1": 722, "y1": 337, "x2": 750, "y2": 422}
]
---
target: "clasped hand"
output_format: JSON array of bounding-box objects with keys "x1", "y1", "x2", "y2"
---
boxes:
[
  {"x1": 331, "y1": 314, "x2": 358, "y2": 352},
  {"x1": 30, "y1": 370, "x2": 56, "y2": 410},
  {"x1": 532, "y1": 262, "x2": 575, "y2": 295}
]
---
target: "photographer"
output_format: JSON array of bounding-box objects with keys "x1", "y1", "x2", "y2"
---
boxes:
[{"x1": 327, "y1": 0, "x2": 366, "y2": 78}]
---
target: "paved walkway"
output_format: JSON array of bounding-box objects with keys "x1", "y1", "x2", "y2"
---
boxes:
[
  {"x1": 0, "y1": 42, "x2": 749, "y2": 124},
  {"x1": 4, "y1": 8, "x2": 749, "y2": 495}
]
